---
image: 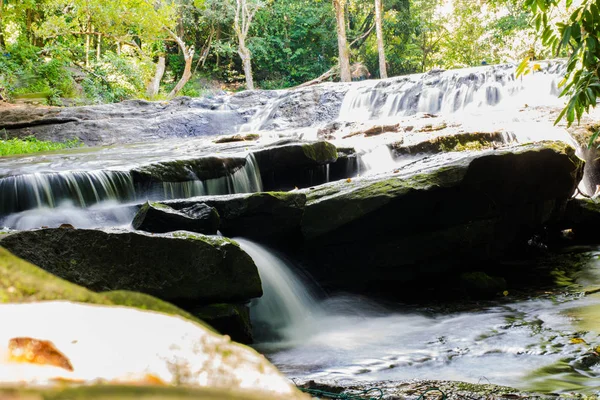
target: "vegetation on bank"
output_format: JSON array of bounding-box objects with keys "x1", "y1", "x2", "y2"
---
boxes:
[
  {"x1": 0, "y1": 0, "x2": 595, "y2": 130},
  {"x1": 0, "y1": 0, "x2": 545, "y2": 105},
  {"x1": 0, "y1": 135, "x2": 82, "y2": 156}
]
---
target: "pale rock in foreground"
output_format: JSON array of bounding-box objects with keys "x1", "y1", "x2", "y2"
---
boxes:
[{"x1": 0, "y1": 302, "x2": 306, "y2": 399}]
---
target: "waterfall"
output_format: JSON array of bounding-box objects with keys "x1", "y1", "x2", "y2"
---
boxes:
[
  {"x1": 338, "y1": 62, "x2": 564, "y2": 122},
  {"x1": 0, "y1": 170, "x2": 137, "y2": 215},
  {"x1": 235, "y1": 238, "x2": 320, "y2": 343},
  {"x1": 0, "y1": 154, "x2": 264, "y2": 229}
]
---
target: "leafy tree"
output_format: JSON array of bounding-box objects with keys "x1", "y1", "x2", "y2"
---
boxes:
[{"x1": 521, "y1": 0, "x2": 600, "y2": 131}]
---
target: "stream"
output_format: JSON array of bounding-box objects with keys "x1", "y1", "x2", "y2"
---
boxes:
[
  {"x1": 2, "y1": 62, "x2": 600, "y2": 395},
  {"x1": 243, "y1": 241, "x2": 600, "y2": 394}
]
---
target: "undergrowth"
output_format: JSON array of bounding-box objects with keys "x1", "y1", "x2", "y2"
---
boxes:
[{"x1": 0, "y1": 136, "x2": 82, "y2": 156}]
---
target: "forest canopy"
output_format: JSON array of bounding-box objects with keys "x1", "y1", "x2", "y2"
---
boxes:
[{"x1": 0, "y1": 0, "x2": 583, "y2": 105}]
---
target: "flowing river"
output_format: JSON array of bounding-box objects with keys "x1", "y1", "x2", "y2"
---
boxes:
[{"x1": 2, "y1": 61, "x2": 599, "y2": 394}]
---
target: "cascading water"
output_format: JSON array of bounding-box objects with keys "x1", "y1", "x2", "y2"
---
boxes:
[
  {"x1": 235, "y1": 238, "x2": 320, "y2": 343},
  {"x1": 337, "y1": 62, "x2": 564, "y2": 122},
  {"x1": 0, "y1": 154, "x2": 263, "y2": 229}
]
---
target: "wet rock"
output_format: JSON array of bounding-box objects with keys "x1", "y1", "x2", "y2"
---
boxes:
[
  {"x1": 0, "y1": 98, "x2": 245, "y2": 146},
  {"x1": 392, "y1": 131, "x2": 511, "y2": 156},
  {"x1": 298, "y1": 142, "x2": 584, "y2": 297},
  {"x1": 164, "y1": 192, "x2": 306, "y2": 243},
  {"x1": 253, "y1": 141, "x2": 338, "y2": 190},
  {"x1": 133, "y1": 202, "x2": 219, "y2": 235},
  {"x1": 191, "y1": 303, "x2": 253, "y2": 345},
  {"x1": 0, "y1": 229, "x2": 262, "y2": 304},
  {"x1": 213, "y1": 133, "x2": 260, "y2": 144},
  {"x1": 131, "y1": 156, "x2": 248, "y2": 183}
]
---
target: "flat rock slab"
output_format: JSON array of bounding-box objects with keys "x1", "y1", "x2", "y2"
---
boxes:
[{"x1": 0, "y1": 228, "x2": 262, "y2": 304}]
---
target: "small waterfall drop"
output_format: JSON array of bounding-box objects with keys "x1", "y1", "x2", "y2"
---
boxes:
[
  {"x1": 235, "y1": 238, "x2": 320, "y2": 343},
  {"x1": 0, "y1": 154, "x2": 264, "y2": 229}
]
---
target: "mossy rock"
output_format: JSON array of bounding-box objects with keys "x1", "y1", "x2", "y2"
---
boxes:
[
  {"x1": 297, "y1": 142, "x2": 584, "y2": 297},
  {"x1": 0, "y1": 229, "x2": 262, "y2": 304},
  {"x1": 0, "y1": 385, "x2": 308, "y2": 400},
  {"x1": 0, "y1": 247, "x2": 212, "y2": 327},
  {"x1": 0, "y1": 246, "x2": 109, "y2": 305},
  {"x1": 392, "y1": 131, "x2": 507, "y2": 155},
  {"x1": 131, "y1": 156, "x2": 248, "y2": 183},
  {"x1": 101, "y1": 290, "x2": 215, "y2": 331}
]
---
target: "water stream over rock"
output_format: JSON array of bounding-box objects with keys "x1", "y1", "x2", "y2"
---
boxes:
[{"x1": 2, "y1": 61, "x2": 600, "y2": 395}]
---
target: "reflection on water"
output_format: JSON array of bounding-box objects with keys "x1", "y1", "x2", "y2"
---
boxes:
[{"x1": 257, "y1": 248, "x2": 600, "y2": 394}]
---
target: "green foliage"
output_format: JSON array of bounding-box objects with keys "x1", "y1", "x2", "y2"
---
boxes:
[
  {"x1": 521, "y1": 0, "x2": 600, "y2": 132},
  {"x1": 0, "y1": 136, "x2": 82, "y2": 156}
]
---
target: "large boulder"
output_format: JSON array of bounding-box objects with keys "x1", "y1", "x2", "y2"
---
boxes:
[
  {"x1": 0, "y1": 229, "x2": 262, "y2": 304},
  {"x1": 164, "y1": 192, "x2": 306, "y2": 243},
  {"x1": 0, "y1": 302, "x2": 307, "y2": 399},
  {"x1": 133, "y1": 202, "x2": 220, "y2": 235},
  {"x1": 298, "y1": 142, "x2": 584, "y2": 297},
  {"x1": 0, "y1": 247, "x2": 211, "y2": 329}
]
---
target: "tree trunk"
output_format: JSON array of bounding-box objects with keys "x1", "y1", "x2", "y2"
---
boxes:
[
  {"x1": 85, "y1": 19, "x2": 91, "y2": 67},
  {"x1": 168, "y1": 48, "x2": 194, "y2": 99},
  {"x1": 374, "y1": 0, "x2": 387, "y2": 79},
  {"x1": 96, "y1": 32, "x2": 101, "y2": 62},
  {"x1": 0, "y1": 0, "x2": 5, "y2": 49},
  {"x1": 146, "y1": 56, "x2": 166, "y2": 99},
  {"x1": 333, "y1": 0, "x2": 351, "y2": 82},
  {"x1": 238, "y1": 40, "x2": 254, "y2": 90}
]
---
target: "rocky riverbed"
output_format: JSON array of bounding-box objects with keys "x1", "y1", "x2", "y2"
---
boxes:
[{"x1": 2, "y1": 62, "x2": 600, "y2": 398}]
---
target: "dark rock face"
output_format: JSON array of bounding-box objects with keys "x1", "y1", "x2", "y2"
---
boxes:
[
  {"x1": 297, "y1": 142, "x2": 584, "y2": 297},
  {"x1": 561, "y1": 198, "x2": 600, "y2": 241},
  {"x1": 253, "y1": 141, "x2": 338, "y2": 191},
  {"x1": 164, "y1": 192, "x2": 306, "y2": 243},
  {"x1": 0, "y1": 229, "x2": 262, "y2": 304},
  {"x1": 133, "y1": 202, "x2": 220, "y2": 235},
  {"x1": 191, "y1": 303, "x2": 253, "y2": 344}
]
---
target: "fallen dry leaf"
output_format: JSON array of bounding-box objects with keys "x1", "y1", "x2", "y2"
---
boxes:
[{"x1": 8, "y1": 337, "x2": 73, "y2": 371}]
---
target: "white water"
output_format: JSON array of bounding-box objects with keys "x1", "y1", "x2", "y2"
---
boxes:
[
  {"x1": 235, "y1": 239, "x2": 320, "y2": 343},
  {"x1": 0, "y1": 154, "x2": 263, "y2": 229}
]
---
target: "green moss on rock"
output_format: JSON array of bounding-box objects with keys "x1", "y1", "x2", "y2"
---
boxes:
[
  {"x1": 0, "y1": 247, "x2": 110, "y2": 305},
  {"x1": 0, "y1": 247, "x2": 213, "y2": 326},
  {"x1": 102, "y1": 290, "x2": 214, "y2": 331},
  {"x1": 0, "y1": 384, "x2": 307, "y2": 400},
  {"x1": 301, "y1": 141, "x2": 338, "y2": 163}
]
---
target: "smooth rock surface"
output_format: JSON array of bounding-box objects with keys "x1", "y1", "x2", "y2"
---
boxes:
[{"x1": 0, "y1": 229, "x2": 262, "y2": 304}]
